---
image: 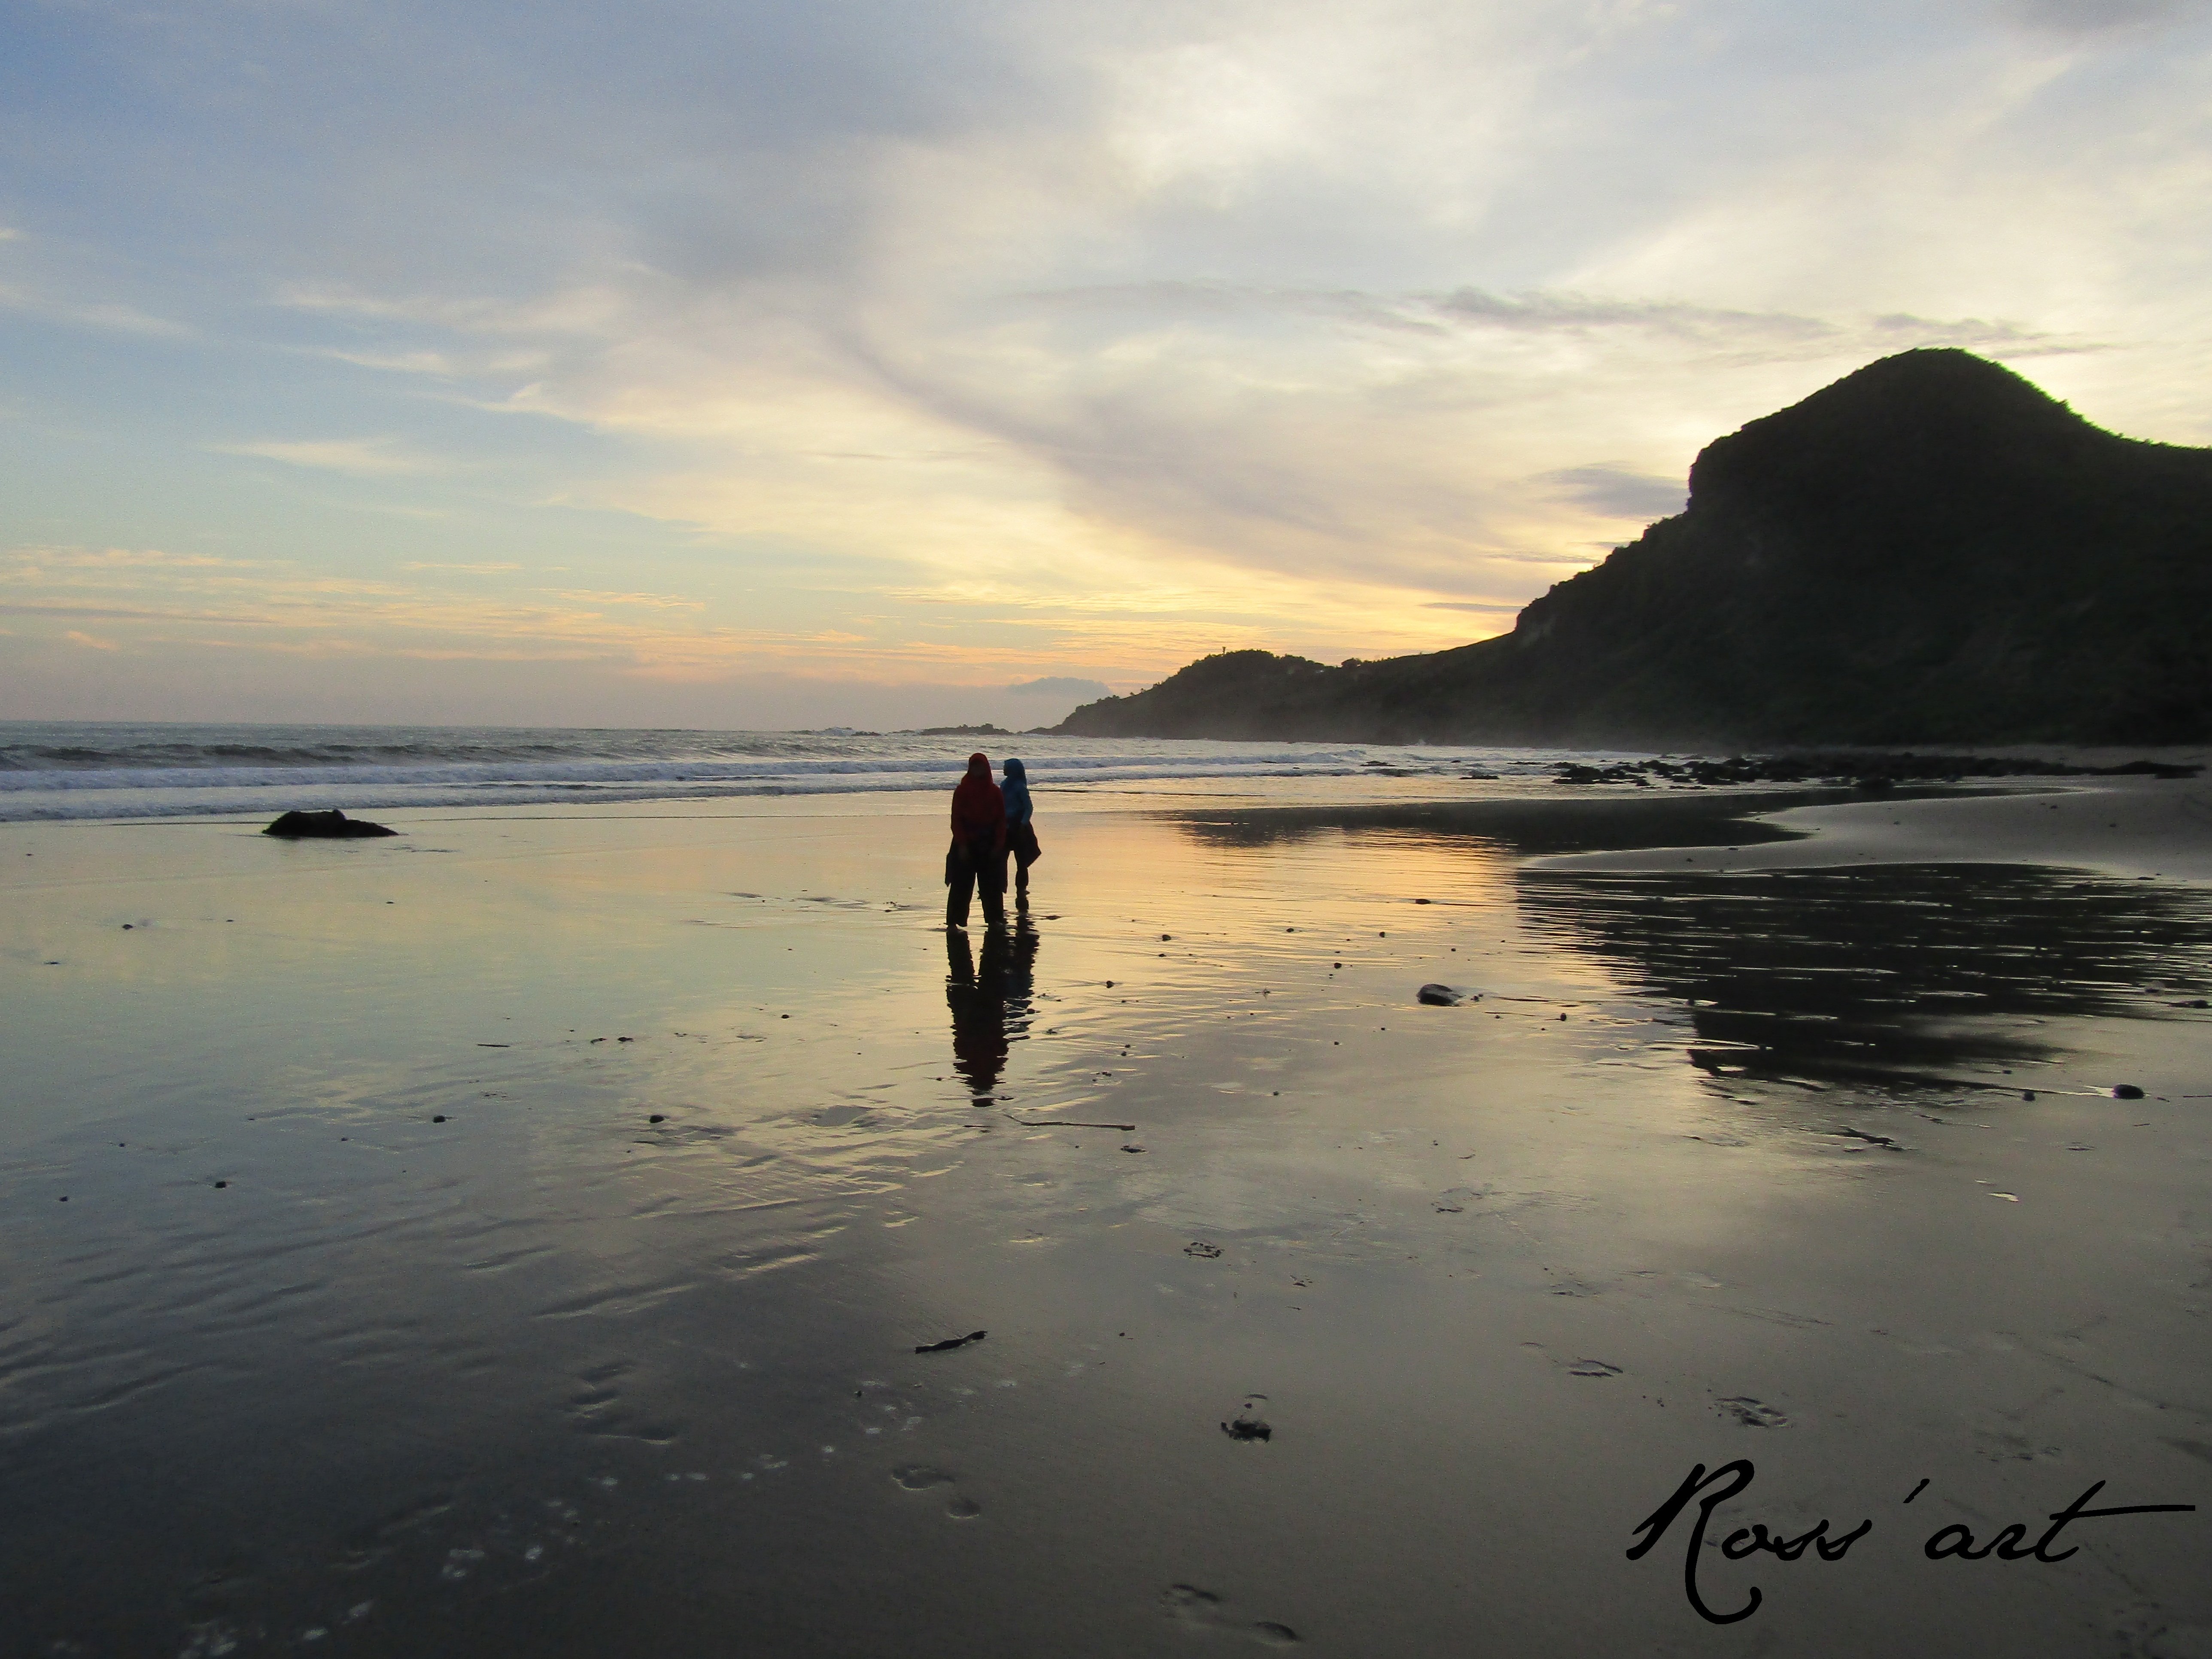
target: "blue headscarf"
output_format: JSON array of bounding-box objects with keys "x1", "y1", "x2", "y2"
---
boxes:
[{"x1": 1001, "y1": 757, "x2": 1032, "y2": 826}]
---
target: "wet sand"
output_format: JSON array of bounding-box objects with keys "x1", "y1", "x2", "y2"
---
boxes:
[
  {"x1": 3, "y1": 783, "x2": 2209, "y2": 1656},
  {"x1": 1532, "y1": 760, "x2": 2212, "y2": 882}
]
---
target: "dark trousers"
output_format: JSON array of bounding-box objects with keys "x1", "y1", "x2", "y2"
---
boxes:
[{"x1": 945, "y1": 837, "x2": 1006, "y2": 929}]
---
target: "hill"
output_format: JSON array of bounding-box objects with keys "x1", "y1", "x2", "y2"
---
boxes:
[{"x1": 1055, "y1": 350, "x2": 2212, "y2": 746}]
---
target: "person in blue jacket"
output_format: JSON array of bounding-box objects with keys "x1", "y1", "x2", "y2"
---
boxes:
[{"x1": 1002, "y1": 757, "x2": 1042, "y2": 899}]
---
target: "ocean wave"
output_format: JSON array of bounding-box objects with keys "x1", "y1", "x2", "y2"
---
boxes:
[{"x1": 0, "y1": 721, "x2": 1618, "y2": 823}]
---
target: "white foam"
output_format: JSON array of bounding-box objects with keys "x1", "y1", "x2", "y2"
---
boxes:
[{"x1": 0, "y1": 721, "x2": 1635, "y2": 822}]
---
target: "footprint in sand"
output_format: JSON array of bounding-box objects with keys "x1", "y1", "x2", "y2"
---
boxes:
[
  {"x1": 1523, "y1": 1341, "x2": 1624, "y2": 1379},
  {"x1": 1161, "y1": 1584, "x2": 1300, "y2": 1645},
  {"x1": 1715, "y1": 1397, "x2": 1790, "y2": 1428},
  {"x1": 892, "y1": 1465, "x2": 983, "y2": 1519}
]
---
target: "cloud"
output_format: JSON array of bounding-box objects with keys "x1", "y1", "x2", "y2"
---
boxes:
[
  {"x1": 1538, "y1": 466, "x2": 1686, "y2": 520},
  {"x1": 544, "y1": 589, "x2": 708, "y2": 610},
  {"x1": 2, "y1": 546, "x2": 260, "y2": 572},
  {"x1": 313, "y1": 347, "x2": 465, "y2": 376},
  {"x1": 0, "y1": 544, "x2": 1255, "y2": 689},
  {"x1": 63, "y1": 630, "x2": 119, "y2": 650},
  {"x1": 2000, "y1": 0, "x2": 2209, "y2": 31},
  {"x1": 1007, "y1": 675, "x2": 1111, "y2": 698},
  {"x1": 1429, "y1": 289, "x2": 1838, "y2": 342},
  {"x1": 210, "y1": 439, "x2": 455, "y2": 477},
  {"x1": 0, "y1": 281, "x2": 194, "y2": 340},
  {"x1": 6, "y1": 0, "x2": 2212, "y2": 723},
  {"x1": 1422, "y1": 291, "x2": 2075, "y2": 357}
]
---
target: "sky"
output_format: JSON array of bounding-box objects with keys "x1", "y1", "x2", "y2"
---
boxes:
[{"x1": 3, "y1": 0, "x2": 2210, "y2": 731}]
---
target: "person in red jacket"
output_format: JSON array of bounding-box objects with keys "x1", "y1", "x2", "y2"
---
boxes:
[{"x1": 945, "y1": 752, "x2": 1007, "y2": 929}]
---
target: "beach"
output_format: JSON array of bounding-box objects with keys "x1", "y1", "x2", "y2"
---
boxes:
[{"x1": 4, "y1": 762, "x2": 2210, "y2": 1656}]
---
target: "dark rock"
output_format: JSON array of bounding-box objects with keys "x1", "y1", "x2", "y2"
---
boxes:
[
  {"x1": 2112, "y1": 1084, "x2": 2146, "y2": 1100},
  {"x1": 648, "y1": 1114, "x2": 666, "y2": 1124},
  {"x1": 2102, "y1": 759, "x2": 2200, "y2": 778},
  {"x1": 1416, "y1": 984, "x2": 1465, "y2": 1006},
  {"x1": 914, "y1": 1329, "x2": 987, "y2": 1354},
  {"x1": 432, "y1": 1114, "x2": 447, "y2": 1122},
  {"x1": 263, "y1": 809, "x2": 398, "y2": 839},
  {"x1": 1220, "y1": 1415, "x2": 1273, "y2": 1442},
  {"x1": 1555, "y1": 750, "x2": 2189, "y2": 791},
  {"x1": 1184, "y1": 1241, "x2": 1223, "y2": 1259}
]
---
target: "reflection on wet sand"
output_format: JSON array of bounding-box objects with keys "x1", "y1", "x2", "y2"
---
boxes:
[
  {"x1": 1518, "y1": 864, "x2": 2212, "y2": 1085},
  {"x1": 945, "y1": 910, "x2": 1039, "y2": 1100},
  {"x1": 1169, "y1": 791, "x2": 1835, "y2": 856},
  {"x1": 6, "y1": 797, "x2": 2209, "y2": 1658}
]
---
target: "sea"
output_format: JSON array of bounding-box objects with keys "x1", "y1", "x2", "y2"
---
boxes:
[{"x1": 0, "y1": 721, "x2": 1648, "y2": 823}]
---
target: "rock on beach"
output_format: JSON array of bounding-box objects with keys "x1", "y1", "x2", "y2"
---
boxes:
[{"x1": 263, "y1": 809, "x2": 398, "y2": 839}]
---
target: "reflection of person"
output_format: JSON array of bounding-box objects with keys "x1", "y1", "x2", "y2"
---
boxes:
[
  {"x1": 945, "y1": 752, "x2": 1007, "y2": 930},
  {"x1": 1002, "y1": 757, "x2": 1042, "y2": 900},
  {"x1": 944, "y1": 917, "x2": 1039, "y2": 1100}
]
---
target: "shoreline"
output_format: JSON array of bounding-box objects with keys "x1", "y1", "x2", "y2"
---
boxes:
[{"x1": 6, "y1": 721, "x2": 2203, "y2": 831}]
